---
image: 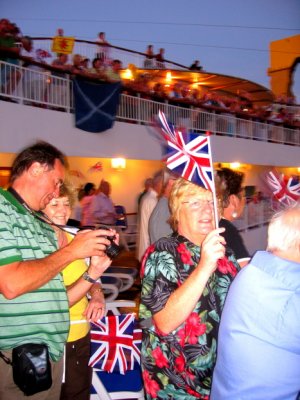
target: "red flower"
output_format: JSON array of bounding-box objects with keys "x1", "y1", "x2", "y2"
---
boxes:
[
  {"x1": 140, "y1": 244, "x2": 155, "y2": 278},
  {"x1": 186, "y1": 386, "x2": 203, "y2": 398},
  {"x1": 217, "y1": 257, "x2": 237, "y2": 277},
  {"x1": 185, "y1": 313, "x2": 207, "y2": 344},
  {"x1": 152, "y1": 347, "x2": 169, "y2": 368},
  {"x1": 143, "y1": 370, "x2": 160, "y2": 398},
  {"x1": 177, "y1": 243, "x2": 193, "y2": 265},
  {"x1": 178, "y1": 313, "x2": 207, "y2": 345},
  {"x1": 177, "y1": 328, "x2": 186, "y2": 347},
  {"x1": 175, "y1": 354, "x2": 185, "y2": 372}
]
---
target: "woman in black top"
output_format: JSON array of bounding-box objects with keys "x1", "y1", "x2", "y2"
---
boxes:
[{"x1": 216, "y1": 168, "x2": 250, "y2": 266}]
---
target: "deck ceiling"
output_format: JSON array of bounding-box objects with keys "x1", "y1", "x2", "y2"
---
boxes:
[{"x1": 135, "y1": 68, "x2": 275, "y2": 105}]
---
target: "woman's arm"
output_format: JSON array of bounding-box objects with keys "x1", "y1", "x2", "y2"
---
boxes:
[{"x1": 83, "y1": 283, "x2": 106, "y2": 321}]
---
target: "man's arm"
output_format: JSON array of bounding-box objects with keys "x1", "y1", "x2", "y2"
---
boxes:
[{"x1": 0, "y1": 229, "x2": 113, "y2": 299}]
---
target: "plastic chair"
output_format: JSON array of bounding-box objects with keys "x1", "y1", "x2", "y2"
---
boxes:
[
  {"x1": 114, "y1": 205, "x2": 138, "y2": 250},
  {"x1": 100, "y1": 275, "x2": 123, "y2": 301},
  {"x1": 90, "y1": 301, "x2": 145, "y2": 400},
  {"x1": 103, "y1": 266, "x2": 138, "y2": 292}
]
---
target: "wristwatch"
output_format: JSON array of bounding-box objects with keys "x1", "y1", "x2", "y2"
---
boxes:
[{"x1": 82, "y1": 271, "x2": 98, "y2": 284}]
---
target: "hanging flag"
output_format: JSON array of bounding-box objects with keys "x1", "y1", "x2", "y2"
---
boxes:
[
  {"x1": 51, "y1": 36, "x2": 75, "y2": 54},
  {"x1": 266, "y1": 170, "x2": 300, "y2": 206},
  {"x1": 88, "y1": 162, "x2": 103, "y2": 173},
  {"x1": 157, "y1": 110, "x2": 213, "y2": 191},
  {"x1": 73, "y1": 78, "x2": 121, "y2": 133},
  {"x1": 89, "y1": 313, "x2": 141, "y2": 374}
]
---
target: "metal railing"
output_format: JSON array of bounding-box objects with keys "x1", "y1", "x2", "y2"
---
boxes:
[
  {"x1": 31, "y1": 38, "x2": 188, "y2": 71},
  {"x1": 234, "y1": 200, "x2": 273, "y2": 231},
  {"x1": 1, "y1": 61, "x2": 299, "y2": 146}
]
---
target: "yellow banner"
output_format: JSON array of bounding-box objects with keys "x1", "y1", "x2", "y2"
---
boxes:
[{"x1": 51, "y1": 36, "x2": 75, "y2": 54}]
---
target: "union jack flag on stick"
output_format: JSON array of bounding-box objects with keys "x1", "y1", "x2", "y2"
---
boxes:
[
  {"x1": 266, "y1": 169, "x2": 300, "y2": 207},
  {"x1": 157, "y1": 110, "x2": 219, "y2": 226}
]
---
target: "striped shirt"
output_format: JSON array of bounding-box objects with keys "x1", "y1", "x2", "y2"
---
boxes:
[{"x1": 0, "y1": 189, "x2": 69, "y2": 361}]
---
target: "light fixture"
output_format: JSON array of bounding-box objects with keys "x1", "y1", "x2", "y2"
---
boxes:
[
  {"x1": 166, "y1": 71, "x2": 172, "y2": 83},
  {"x1": 229, "y1": 162, "x2": 241, "y2": 170},
  {"x1": 122, "y1": 69, "x2": 133, "y2": 80},
  {"x1": 111, "y1": 158, "x2": 126, "y2": 170}
]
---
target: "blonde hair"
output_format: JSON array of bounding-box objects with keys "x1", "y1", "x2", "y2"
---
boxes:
[
  {"x1": 168, "y1": 178, "x2": 212, "y2": 231},
  {"x1": 58, "y1": 180, "x2": 77, "y2": 208}
]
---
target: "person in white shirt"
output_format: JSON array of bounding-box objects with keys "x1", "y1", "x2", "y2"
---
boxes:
[{"x1": 137, "y1": 170, "x2": 163, "y2": 261}]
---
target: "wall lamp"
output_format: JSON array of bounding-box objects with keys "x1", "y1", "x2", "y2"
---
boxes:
[{"x1": 111, "y1": 158, "x2": 126, "y2": 170}]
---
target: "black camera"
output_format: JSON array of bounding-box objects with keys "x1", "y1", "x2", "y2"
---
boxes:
[
  {"x1": 79, "y1": 225, "x2": 122, "y2": 259},
  {"x1": 98, "y1": 225, "x2": 122, "y2": 259}
]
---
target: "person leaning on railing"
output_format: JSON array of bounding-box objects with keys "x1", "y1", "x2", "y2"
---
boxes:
[{"x1": 0, "y1": 18, "x2": 22, "y2": 95}]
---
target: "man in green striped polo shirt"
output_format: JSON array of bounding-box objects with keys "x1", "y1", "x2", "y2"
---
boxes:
[{"x1": 0, "y1": 141, "x2": 116, "y2": 399}]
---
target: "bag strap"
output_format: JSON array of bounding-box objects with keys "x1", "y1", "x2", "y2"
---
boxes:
[{"x1": 0, "y1": 351, "x2": 12, "y2": 365}]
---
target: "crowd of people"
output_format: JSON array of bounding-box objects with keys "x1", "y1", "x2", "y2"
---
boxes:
[
  {"x1": 0, "y1": 134, "x2": 299, "y2": 400},
  {"x1": 1, "y1": 18, "x2": 299, "y2": 128},
  {"x1": 1, "y1": 18, "x2": 300, "y2": 399}
]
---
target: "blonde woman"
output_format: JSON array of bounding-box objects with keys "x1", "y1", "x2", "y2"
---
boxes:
[
  {"x1": 139, "y1": 178, "x2": 240, "y2": 399},
  {"x1": 43, "y1": 183, "x2": 114, "y2": 400}
]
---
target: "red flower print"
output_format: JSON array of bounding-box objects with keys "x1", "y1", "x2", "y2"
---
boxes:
[
  {"x1": 186, "y1": 386, "x2": 203, "y2": 398},
  {"x1": 140, "y1": 244, "x2": 155, "y2": 278},
  {"x1": 152, "y1": 347, "x2": 169, "y2": 368},
  {"x1": 177, "y1": 328, "x2": 186, "y2": 347},
  {"x1": 177, "y1": 243, "x2": 193, "y2": 265},
  {"x1": 217, "y1": 257, "x2": 237, "y2": 277},
  {"x1": 143, "y1": 370, "x2": 160, "y2": 398},
  {"x1": 175, "y1": 354, "x2": 185, "y2": 372},
  {"x1": 185, "y1": 313, "x2": 207, "y2": 344}
]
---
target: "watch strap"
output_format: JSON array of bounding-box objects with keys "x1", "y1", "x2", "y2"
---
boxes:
[{"x1": 82, "y1": 271, "x2": 98, "y2": 284}]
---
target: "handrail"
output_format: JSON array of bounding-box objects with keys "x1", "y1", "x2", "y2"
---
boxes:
[
  {"x1": 0, "y1": 60, "x2": 299, "y2": 146},
  {"x1": 31, "y1": 37, "x2": 189, "y2": 70},
  {"x1": 234, "y1": 200, "x2": 273, "y2": 232}
]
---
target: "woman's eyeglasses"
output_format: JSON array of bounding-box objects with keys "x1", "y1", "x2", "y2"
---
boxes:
[{"x1": 182, "y1": 199, "x2": 214, "y2": 210}]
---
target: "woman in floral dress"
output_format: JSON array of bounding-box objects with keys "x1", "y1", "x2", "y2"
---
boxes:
[{"x1": 139, "y1": 178, "x2": 240, "y2": 399}]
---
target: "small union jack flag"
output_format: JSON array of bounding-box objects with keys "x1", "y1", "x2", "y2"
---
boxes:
[
  {"x1": 89, "y1": 313, "x2": 141, "y2": 374},
  {"x1": 129, "y1": 327, "x2": 142, "y2": 370},
  {"x1": 266, "y1": 170, "x2": 300, "y2": 206},
  {"x1": 157, "y1": 110, "x2": 213, "y2": 190}
]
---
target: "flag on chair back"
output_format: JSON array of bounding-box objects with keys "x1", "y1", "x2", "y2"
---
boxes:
[
  {"x1": 89, "y1": 313, "x2": 141, "y2": 374},
  {"x1": 157, "y1": 110, "x2": 213, "y2": 191},
  {"x1": 73, "y1": 77, "x2": 121, "y2": 133}
]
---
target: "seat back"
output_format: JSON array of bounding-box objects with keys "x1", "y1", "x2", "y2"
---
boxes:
[{"x1": 114, "y1": 205, "x2": 128, "y2": 230}]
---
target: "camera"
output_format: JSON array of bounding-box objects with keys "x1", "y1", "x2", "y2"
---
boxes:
[
  {"x1": 79, "y1": 225, "x2": 122, "y2": 259},
  {"x1": 98, "y1": 225, "x2": 122, "y2": 259}
]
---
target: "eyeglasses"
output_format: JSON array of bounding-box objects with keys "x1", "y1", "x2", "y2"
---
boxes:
[{"x1": 182, "y1": 199, "x2": 214, "y2": 210}]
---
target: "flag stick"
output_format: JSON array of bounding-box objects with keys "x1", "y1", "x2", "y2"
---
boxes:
[{"x1": 206, "y1": 134, "x2": 219, "y2": 229}]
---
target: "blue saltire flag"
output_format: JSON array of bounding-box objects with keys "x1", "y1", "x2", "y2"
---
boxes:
[{"x1": 73, "y1": 77, "x2": 121, "y2": 133}]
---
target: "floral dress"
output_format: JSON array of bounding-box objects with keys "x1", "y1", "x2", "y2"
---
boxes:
[{"x1": 139, "y1": 233, "x2": 240, "y2": 399}]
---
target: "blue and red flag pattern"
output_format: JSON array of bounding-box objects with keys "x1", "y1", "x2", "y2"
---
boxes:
[
  {"x1": 157, "y1": 110, "x2": 213, "y2": 190},
  {"x1": 266, "y1": 170, "x2": 300, "y2": 206},
  {"x1": 89, "y1": 313, "x2": 141, "y2": 374}
]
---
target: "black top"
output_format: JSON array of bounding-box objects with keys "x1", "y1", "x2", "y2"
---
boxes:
[{"x1": 219, "y1": 218, "x2": 250, "y2": 260}]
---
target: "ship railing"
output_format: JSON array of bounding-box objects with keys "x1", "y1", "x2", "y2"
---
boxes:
[
  {"x1": 1, "y1": 60, "x2": 299, "y2": 146},
  {"x1": 31, "y1": 38, "x2": 188, "y2": 71},
  {"x1": 233, "y1": 199, "x2": 274, "y2": 232}
]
